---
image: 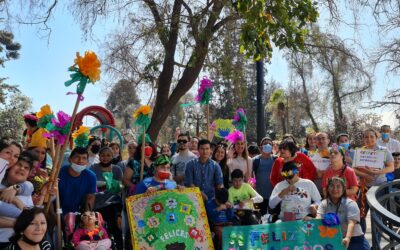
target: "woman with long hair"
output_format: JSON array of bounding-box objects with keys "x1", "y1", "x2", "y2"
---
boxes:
[
  {"x1": 212, "y1": 144, "x2": 229, "y2": 188},
  {"x1": 227, "y1": 133, "x2": 252, "y2": 182}
]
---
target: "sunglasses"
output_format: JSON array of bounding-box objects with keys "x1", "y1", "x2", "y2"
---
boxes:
[{"x1": 177, "y1": 140, "x2": 188, "y2": 144}]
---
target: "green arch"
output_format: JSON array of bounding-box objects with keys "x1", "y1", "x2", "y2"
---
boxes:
[{"x1": 90, "y1": 125, "x2": 123, "y2": 146}]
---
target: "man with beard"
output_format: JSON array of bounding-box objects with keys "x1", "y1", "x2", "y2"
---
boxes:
[{"x1": 171, "y1": 133, "x2": 197, "y2": 185}]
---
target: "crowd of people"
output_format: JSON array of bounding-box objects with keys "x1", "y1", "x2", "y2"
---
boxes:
[{"x1": 1, "y1": 112, "x2": 400, "y2": 250}]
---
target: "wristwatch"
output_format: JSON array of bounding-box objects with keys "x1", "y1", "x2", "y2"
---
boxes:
[{"x1": 12, "y1": 184, "x2": 21, "y2": 193}]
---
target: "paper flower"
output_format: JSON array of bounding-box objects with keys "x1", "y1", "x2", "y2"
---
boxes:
[
  {"x1": 179, "y1": 203, "x2": 192, "y2": 214},
  {"x1": 23, "y1": 114, "x2": 38, "y2": 121},
  {"x1": 146, "y1": 216, "x2": 160, "y2": 228},
  {"x1": 133, "y1": 105, "x2": 151, "y2": 118},
  {"x1": 188, "y1": 227, "x2": 200, "y2": 239},
  {"x1": 167, "y1": 213, "x2": 177, "y2": 224},
  {"x1": 322, "y1": 212, "x2": 340, "y2": 227},
  {"x1": 232, "y1": 108, "x2": 247, "y2": 132},
  {"x1": 75, "y1": 51, "x2": 101, "y2": 82},
  {"x1": 133, "y1": 105, "x2": 151, "y2": 133},
  {"x1": 248, "y1": 177, "x2": 256, "y2": 188},
  {"x1": 72, "y1": 126, "x2": 90, "y2": 148},
  {"x1": 166, "y1": 198, "x2": 177, "y2": 209},
  {"x1": 151, "y1": 202, "x2": 163, "y2": 213},
  {"x1": 195, "y1": 76, "x2": 213, "y2": 105},
  {"x1": 184, "y1": 215, "x2": 195, "y2": 227},
  {"x1": 225, "y1": 130, "x2": 244, "y2": 144},
  {"x1": 303, "y1": 221, "x2": 315, "y2": 231},
  {"x1": 65, "y1": 51, "x2": 101, "y2": 94},
  {"x1": 43, "y1": 111, "x2": 72, "y2": 145},
  {"x1": 36, "y1": 105, "x2": 55, "y2": 129}
]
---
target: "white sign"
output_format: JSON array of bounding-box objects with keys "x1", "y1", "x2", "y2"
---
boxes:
[
  {"x1": 352, "y1": 149, "x2": 386, "y2": 169},
  {"x1": 310, "y1": 153, "x2": 331, "y2": 171}
]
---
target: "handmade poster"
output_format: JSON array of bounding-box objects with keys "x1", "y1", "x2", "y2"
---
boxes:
[
  {"x1": 222, "y1": 219, "x2": 345, "y2": 250},
  {"x1": 126, "y1": 187, "x2": 214, "y2": 249},
  {"x1": 213, "y1": 119, "x2": 235, "y2": 138},
  {"x1": 310, "y1": 153, "x2": 331, "y2": 171},
  {"x1": 352, "y1": 148, "x2": 386, "y2": 169}
]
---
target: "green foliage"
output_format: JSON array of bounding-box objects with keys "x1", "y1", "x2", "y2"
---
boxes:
[
  {"x1": 234, "y1": 0, "x2": 318, "y2": 61},
  {"x1": 0, "y1": 30, "x2": 21, "y2": 66}
]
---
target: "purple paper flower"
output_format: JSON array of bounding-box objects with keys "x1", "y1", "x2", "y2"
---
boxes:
[
  {"x1": 225, "y1": 130, "x2": 244, "y2": 144},
  {"x1": 195, "y1": 76, "x2": 212, "y2": 103},
  {"x1": 43, "y1": 131, "x2": 67, "y2": 145},
  {"x1": 52, "y1": 111, "x2": 71, "y2": 128},
  {"x1": 322, "y1": 212, "x2": 340, "y2": 227}
]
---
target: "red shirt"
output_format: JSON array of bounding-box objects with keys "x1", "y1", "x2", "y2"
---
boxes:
[
  {"x1": 322, "y1": 166, "x2": 359, "y2": 201},
  {"x1": 270, "y1": 152, "x2": 317, "y2": 187}
]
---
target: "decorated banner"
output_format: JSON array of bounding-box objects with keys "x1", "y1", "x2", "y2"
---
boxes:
[
  {"x1": 352, "y1": 148, "x2": 386, "y2": 169},
  {"x1": 310, "y1": 153, "x2": 331, "y2": 171},
  {"x1": 222, "y1": 219, "x2": 345, "y2": 250},
  {"x1": 213, "y1": 119, "x2": 235, "y2": 138},
  {"x1": 126, "y1": 187, "x2": 214, "y2": 249}
]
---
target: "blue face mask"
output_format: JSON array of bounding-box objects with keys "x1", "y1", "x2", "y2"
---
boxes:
[
  {"x1": 340, "y1": 143, "x2": 350, "y2": 150},
  {"x1": 262, "y1": 144, "x2": 273, "y2": 154},
  {"x1": 381, "y1": 133, "x2": 390, "y2": 140}
]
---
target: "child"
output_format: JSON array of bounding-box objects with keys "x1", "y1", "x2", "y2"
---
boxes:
[
  {"x1": 228, "y1": 169, "x2": 263, "y2": 225},
  {"x1": 72, "y1": 210, "x2": 112, "y2": 250},
  {"x1": 206, "y1": 188, "x2": 234, "y2": 250}
]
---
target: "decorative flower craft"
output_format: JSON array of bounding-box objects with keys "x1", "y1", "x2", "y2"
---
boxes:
[
  {"x1": 232, "y1": 108, "x2": 247, "y2": 132},
  {"x1": 184, "y1": 215, "x2": 195, "y2": 227},
  {"x1": 195, "y1": 76, "x2": 213, "y2": 105},
  {"x1": 151, "y1": 202, "x2": 163, "y2": 213},
  {"x1": 146, "y1": 216, "x2": 160, "y2": 228},
  {"x1": 166, "y1": 198, "x2": 177, "y2": 209},
  {"x1": 72, "y1": 126, "x2": 90, "y2": 148},
  {"x1": 43, "y1": 111, "x2": 71, "y2": 145},
  {"x1": 225, "y1": 130, "x2": 244, "y2": 144}
]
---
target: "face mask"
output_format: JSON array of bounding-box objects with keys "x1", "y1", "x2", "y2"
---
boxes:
[
  {"x1": 91, "y1": 145, "x2": 100, "y2": 154},
  {"x1": 381, "y1": 133, "x2": 390, "y2": 140},
  {"x1": 71, "y1": 163, "x2": 86, "y2": 173},
  {"x1": 262, "y1": 144, "x2": 273, "y2": 154},
  {"x1": 340, "y1": 143, "x2": 350, "y2": 150},
  {"x1": 144, "y1": 146, "x2": 153, "y2": 157},
  {"x1": 158, "y1": 171, "x2": 170, "y2": 180}
]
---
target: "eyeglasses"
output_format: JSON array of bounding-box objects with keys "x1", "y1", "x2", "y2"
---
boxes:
[{"x1": 177, "y1": 140, "x2": 188, "y2": 144}]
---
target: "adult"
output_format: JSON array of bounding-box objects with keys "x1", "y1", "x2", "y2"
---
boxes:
[
  {"x1": 303, "y1": 132, "x2": 317, "y2": 156},
  {"x1": 269, "y1": 162, "x2": 321, "y2": 222},
  {"x1": 313, "y1": 132, "x2": 331, "y2": 192},
  {"x1": 58, "y1": 147, "x2": 96, "y2": 215},
  {"x1": 247, "y1": 144, "x2": 260, "y2": 158},
  {"x1": 377, "y1": 125, "x2": 400, "y2": 153},
  {"x1": 0, "y1": 138, "x2": 22, "y2": 183},
  {"x1": 160, "y1": 144, "x2": 172, "y2": 157},
  {"x1": 317, "y1": 177, "x2": 370, "y2": 250},
  {"x1": 0, "y1": 152, "x2": 36, "y2": 247},
  {"x1": 270, "y1": 140, "x2": 316, "y2": 187},
  {"x1": 252, "y1": 136, "x2": 276, "y2": 215},
  {"x1": 171, "y1": 133, "x2": 197, "y2": 185},
  {"x1": 189, "y1": 136, "x2": 199, "y2": 156},
  {"x1": 5, "y1": 207, "x2": 52, "y2": 250},
  {"x1": 87, "y1": 137, "x2": 102, "y2": 167},
  {"x1": 118, "y1": 140, "x2": 137, "y2": 174},
  {"x1": 322, "y1": 144, "x2": 358, "y2": 200},
  {"x1": 185, "y1": 139, "x2": 224, "y2": 201},
  {"x1": 135, "y1": 155, "x2": 177, "y2": 195},
  {"x1": 211, "y1": 144, "x2": 229, "y2": 188},
  {"x1": 336, "y1": 133, "x2": 354, "y2": 165},
  {"x1": 109, "y1": 142, "x2": 122, "y2": 165},
  {"x1": 393, "y1": 152, "x2": 400, "y2": 179},
  {"x1": 353, "y1": 128, "x2": 394, "y2": 233},
  {"x1": 227, "y1": 134, "x2": 252, "y2": 182}
]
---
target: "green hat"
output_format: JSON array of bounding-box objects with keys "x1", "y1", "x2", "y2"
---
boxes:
[{"x1": 154, "y1": 155, "x2": 171, "y2": 166}]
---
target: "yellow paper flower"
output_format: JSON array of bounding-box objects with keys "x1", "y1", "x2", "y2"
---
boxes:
[
  {"x1": 74, "y1": 51, "x2": 101, "y2": 82},
  {"x1": 36, "y1": 104, "x2": 53, "y2": 119},
  {"x1": 72, "y1": 126, "x2": 90, "y2": 139},
  {"x1": 133, "y1": 105, "x2": 151, "y2": 118}
]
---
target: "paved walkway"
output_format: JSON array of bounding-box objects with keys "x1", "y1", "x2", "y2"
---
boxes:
[{"x1": 364, "y1": 212, "x2": 400, "y2": 249}]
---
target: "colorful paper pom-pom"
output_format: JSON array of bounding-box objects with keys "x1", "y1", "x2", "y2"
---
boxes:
[
  {"x1": 232, "y1": 108, "x2": 247, "y2": 132},
  {"x1": 133, "y1": 105, "x2": 151, "y2": 118},
  {"x1": 72, "y1": 126, "x2": 90, "y2": 148},
  {"x1": 43, "y1": 111, "x2": 72, "y2": 145},
  {"x1": 225, "y1": 130, "x2": 244, "y2": 144},
  {"x1": 133, "y1": 105, "x2": 152, "y2": 133},
  {"x1": 322, "y1": 212, "x2": 340, "y2": 227},
  {"x1": 195, "y1": 76, "x2": 213, "y2": 105}
]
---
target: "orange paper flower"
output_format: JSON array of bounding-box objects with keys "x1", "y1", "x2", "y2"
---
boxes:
[
  {"x1": 74, "y1": 51, "x2": 101, "y2": 82},
  {"x1": 72, "y1": 126, "x2": 90, "y2": 139},
  {"x1": 133, "y1": 105, "x2": 151, "y2": 118},
  {"x1": 36, "y1": 104, "x2": 53, "y2": 119}
]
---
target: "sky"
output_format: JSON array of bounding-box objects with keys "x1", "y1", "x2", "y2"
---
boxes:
[{"x1": 1, "y1": 2, "x2": 399, "y2": 128}]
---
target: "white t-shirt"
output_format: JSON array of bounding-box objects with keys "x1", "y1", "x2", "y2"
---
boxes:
[
  {"x1": 270, "y1": 178, "x2": 321, "y2": 221},
  {"x1": 0, "y1": 184, "x2": 34, "y2": 243},
  {"x1": 227, "y1": 156, "x2": 253, "y2": 179},
  {"x1": 377, "y1": 138, "x2": 400, "y2": 154}
]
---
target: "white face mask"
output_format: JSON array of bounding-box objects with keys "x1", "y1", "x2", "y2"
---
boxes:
[{"x1": 70, "y1": 163, "x2": 87, "y2": 173}]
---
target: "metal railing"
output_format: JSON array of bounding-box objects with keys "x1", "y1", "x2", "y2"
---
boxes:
[{"x1": 367, "y1": 179, "x2": 400, "y2": 250}]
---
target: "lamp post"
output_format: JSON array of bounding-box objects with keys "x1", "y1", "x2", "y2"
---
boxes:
[{"x1": 186, "y1": 107, "x2": 204, "y2": 136}]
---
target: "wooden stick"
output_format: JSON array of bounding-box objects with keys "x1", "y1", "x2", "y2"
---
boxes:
[
  {"x1": 140, "y1": 129, "x2": 146, "y2": 181},
  {"x1": 55, "y1": 185, "x2": 62, "y2": 250},
  {"x1": 45, "y1": 97, "x2": 81, "y2": 213},
  {"x1": 206, "y1": 105, "x2": 210, "y2": 140},
  {"x1": 49, "y1": 138, "x2": 56, "y2": 160}
]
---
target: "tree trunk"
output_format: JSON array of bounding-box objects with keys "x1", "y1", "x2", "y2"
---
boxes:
[
  {"x1": 332, "y1": 76, "x2": 347, "y2": 132},
  {"x1": 300, "y1": 74, "x2": 319, "y2": 132}
]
